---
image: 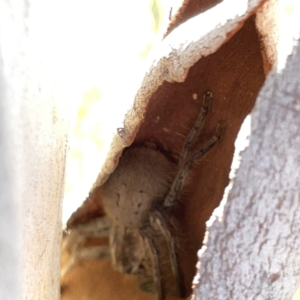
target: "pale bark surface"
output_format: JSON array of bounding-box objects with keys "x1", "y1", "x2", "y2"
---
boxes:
[
  {"x1": 256, "y1": 0, "x2": 280, "y2": 73},
  {"x1": 0, "y1": 1, "x2": 76, "y2": 299},
  {"x1": 0, "y1": 54, "x2": 20, "y2": 300},
  {"x1": 194, "y1": 4, "x2": 300, "y2": 300}
]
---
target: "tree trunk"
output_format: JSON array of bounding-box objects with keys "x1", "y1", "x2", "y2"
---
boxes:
[
  {"x1": 194, "y1": 3, "x2": 300, "y2": 299},
  {"x1": 0, "y1": 1, "x2": 77, "y2": 299}
]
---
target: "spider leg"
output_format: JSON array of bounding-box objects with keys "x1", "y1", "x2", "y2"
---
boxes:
[
  {"x1": 164, "y1": 114, "x2": 226, "y2": 207},
  {"x1": 61, "y1": 217, "x2": 111, "y2": 278},
  {"x1": 150, "y1": 210, "x2": 186, "y2": 297},
  {"x1": 141, "y1": 228, "x2": 164, "y2": 300},
  {"x1": 110, "y1": 225, "x2": 146, "y2": 274},
  {"x1": 189, "y1": 121, "x2": 226, "y2": 163},
  {"x1": 178, "y1": 90, "x2": 212, "y2": 168}
]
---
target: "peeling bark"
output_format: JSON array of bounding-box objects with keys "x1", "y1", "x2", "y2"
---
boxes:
[
  {"x1": 194, "y1": 5, "x2": 300, "y2": 300},
  {"x1": 93, "y1": 0, "x2": 267, "y2": 188}
]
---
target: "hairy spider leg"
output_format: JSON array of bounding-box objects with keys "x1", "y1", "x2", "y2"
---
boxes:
[
  {"x1": 61, "y1": 217, "x2": 111, "y2": 279},
  {"x1": 189, "y1": 121, "x2": 226, "y2": 163},
  {"x1": 141, "y1": 228, "x2": 164, "y2": 300},
  {"x1": 164, "y1": 121, "x2": 226, "y2": 208},
  {"x1": 150, "y1": 210, "x2": 186, "y2": 297},
  {"x1": 178, "y1": 91, "x2": 212, "y2": 168}
]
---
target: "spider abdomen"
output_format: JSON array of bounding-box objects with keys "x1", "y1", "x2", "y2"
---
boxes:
[{"x1": 102, "y1": 146, "x2": 175, "y2": 227}]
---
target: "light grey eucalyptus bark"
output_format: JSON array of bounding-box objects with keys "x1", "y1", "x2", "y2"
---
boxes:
[
  {"x1": 194, "y1": 6, "x2": 300, "y2": 300},
  {"x1": 0, "y1": 1, "x2": 77, "y2": 299},
  {"x1": 0, "y1": 51, "x2": 21, "y2": 300}
]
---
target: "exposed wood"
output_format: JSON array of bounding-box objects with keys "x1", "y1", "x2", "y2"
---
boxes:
[{"x1": 256, "y1": 0, "x2": 280, "y2": 73}]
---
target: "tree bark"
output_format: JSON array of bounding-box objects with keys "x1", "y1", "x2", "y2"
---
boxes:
[
  {"x1": 194, "y1": 3, "x2": 300, "y2": 299},
  {"x1": 0, "y1": 1, "x2": 76, "y2": 299}
]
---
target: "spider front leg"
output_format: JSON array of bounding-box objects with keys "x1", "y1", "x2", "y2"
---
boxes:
[
  {"x1": 61, "y1": 216, "x2": 111, "y2": 279},
  {"x1": 178, "y1": 90, "x2": 212, "y2": 168},
  {"x1": 110, "y1": 225, "x2": 146, "y2": 274},
  {"x1": 164, "y1": 91, "x2": 226, "y2": 207},
  {"x1": 141, "y1": 228, "x2": 164, "y2": 300},
  {"x1": 150, "y1": 210, "x2": 186, "y2": 297}
]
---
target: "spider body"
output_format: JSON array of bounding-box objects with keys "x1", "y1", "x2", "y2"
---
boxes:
[
  {"x1": 61, "y1": 91, "x2": 226, "y2": 300},
  {"x1": 102, "y1": 91, "x2": 225, "y2": 299},
  {"x1": 102, "y1": 146, "x2": 175, "y2": 228},
  {"x1": 102, "y1": 147, "x2": 180, "y2": 297}
]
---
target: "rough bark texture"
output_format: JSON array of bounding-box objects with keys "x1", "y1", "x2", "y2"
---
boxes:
[
  {"x1": 194, "y1": 3, "x2": 300, "y2": 299},
  {"x1": 0, "y1": 1, "x2": 75, "y2": 299}
]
